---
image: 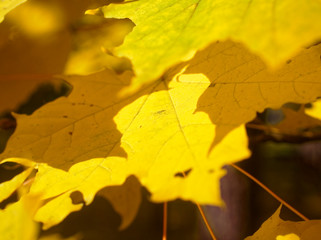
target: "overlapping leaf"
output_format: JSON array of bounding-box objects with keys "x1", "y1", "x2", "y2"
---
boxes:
[
  {"x1": 0, "y1": 70, "x2": 133, "y2": 170},
  {"x1": 111, "y1": 71, "x2": 249, "y2": 204},
  {"x1": 2, "y1": 39, "x2": 321, "y2": 229},
  {"x1": 96, "y1": 176, "x2": 141, "y2": 230},
  {"x1": 169, "y1": 41, "x2": 321, "y2": 143},
  {"x1": 0, "y1": 195, "x2": 40, "y2": 240},
  {"x1": 0, "y1": 64, "x2": 250, "y2": 227},
  {"x1": 1, "y1": 0, "x2": 321, "y2": 237},
  {"x1": 0, "y1": 165, "x2": 33, "y2": 202},
  {"x1": 306, "y1": 99, "x2": 321, "y2": 120},
  {"x1": 64, "y1": 17, "x2": 133, "y2": 75},
  {"x1": 29, "y1": 159, "x2": 136, "y2": 229},
  {"x1": 273, "y1": 107, "x2": 321, "y2": 140},
  {"x1": 0, "y1": 157, "x2": 140, "y2": 231},
  {"x1": 99, "y1": 0, "x2": 321, "y2": 89},
  {"x1": 245, "y1": 206, "x2": 321, "y2": 239},
  {"x1": 0, "y1": 0, "x2": 130, "y2": 113}
]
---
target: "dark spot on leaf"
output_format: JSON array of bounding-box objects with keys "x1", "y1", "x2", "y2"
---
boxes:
[
  {"x1": 286, "y1": 59, "x2": 292, "y2": 64},
  {"x1": 63, "y1": 115, "x2": 68, "y2": 118},
  {"x1": 72, "y1": 103, "x2": 76, "y2": 106},
  {"x1": 69, "y1": 131, "x2": 73, "y2": 136},
  {"x1": 174, "y1": 169, "x2": 192, "y2": 178},
  {"x1": 155, "y1": 110, "x2": 166, "y2": 115},
  {"x1": 175, "y1": 172, "x2": 184, "y2": 178},
  {"x1": 90, "y1": 104, "x2": 94, "y2": 107}
]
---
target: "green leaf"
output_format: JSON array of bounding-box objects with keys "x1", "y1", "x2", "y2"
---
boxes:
[{"x1": 99, "y1": 0, "x2": 321, "y2": 90}]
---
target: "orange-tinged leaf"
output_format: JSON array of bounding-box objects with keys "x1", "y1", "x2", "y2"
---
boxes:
[{"x1": 245, "y1": 206, "x2": 321, "y2": 240}]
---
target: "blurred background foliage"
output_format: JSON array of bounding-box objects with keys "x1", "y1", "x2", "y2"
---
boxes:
[{"x1": 0, "y1": 0, "x2": 321, "y2": 239}]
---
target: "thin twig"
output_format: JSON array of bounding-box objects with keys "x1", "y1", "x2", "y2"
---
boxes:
[
  {"x1": 162, "y1": 202, "x2": 167, "y2": 240},
  {"x1": 196, "y1": 203, "x2": 217, "y2": 240},
  {"x1": 230, "y1": 163, "x2": 309, "y2": 221},
  {"x1": 181, "y1": 172, "x2": 217, "y2": 240}
]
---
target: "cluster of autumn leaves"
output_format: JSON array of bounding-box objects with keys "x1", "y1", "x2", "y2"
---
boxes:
[{"x1": 1, "y1": 0, "x2": 321, "y2": 239}]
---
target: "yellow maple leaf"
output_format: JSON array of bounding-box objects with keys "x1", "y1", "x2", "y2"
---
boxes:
[
  {"x1": 0, "y1": 70, "x2": 134, "y2": 170},
  {"x1": 0, "y1": 159, "x2": 34, "y2": 203},
  {"x1": 245, "y1": 206, "x2": 321, "y2": 240},
  {"x1": 0, "y1": 64, "x2": 250, "y2": 228},
  {"x1": 2, "y1": 39, "x2": 321, "y2": 229},
  {"x1": 6, "y1": 39, "x2": 321, "y2": 171},
  {"x1": 112, "y1": 69, "x2": 249, "y2": 204},
  {"x1": 98, "y1": 0, "x2": 321, "y2": 90},
  {"x1": 28, "y1": 159, "x2": 137, "y2": 230},
  {"x1": 174, "y1": 40, "x2": 321, "y2": 143},
  {"x1": 0, "y1": 195, "x2": 40, "y2": 240}
]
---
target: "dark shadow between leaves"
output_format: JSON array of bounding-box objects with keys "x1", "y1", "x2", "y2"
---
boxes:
[{"x1": 0, "y1": 68, "x2": 165, "y2": 171}]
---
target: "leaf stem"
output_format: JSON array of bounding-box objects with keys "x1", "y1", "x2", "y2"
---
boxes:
[
  {"x1": 162, "y1": 202, "x2": 167, "y2": 240},
  {"x1": 181, "y1": 171, "x2": 217, "y2": 239},
  {"x1": 230, "y1": 163, "x2": 309, "y2": 221},
  {"x1": 196, "y1": 203, "x2": 217, "y2": 240}
]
